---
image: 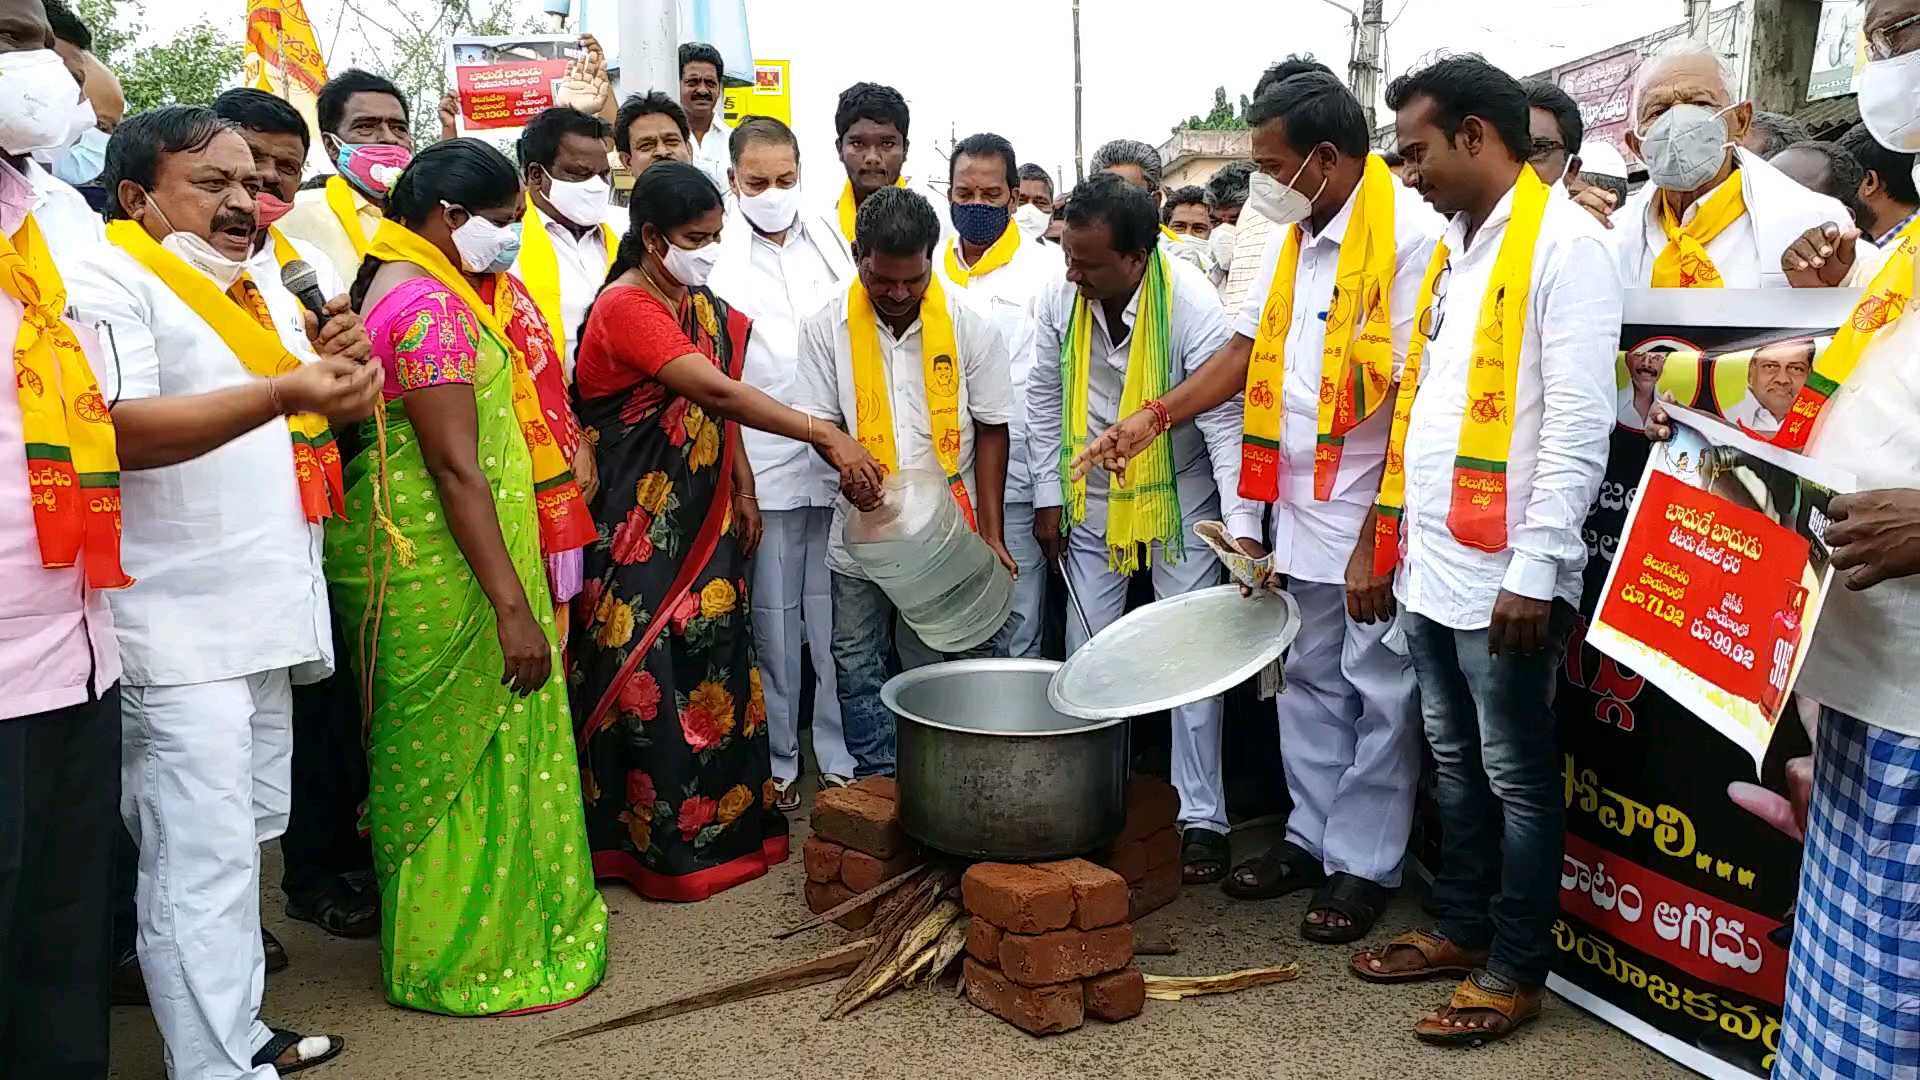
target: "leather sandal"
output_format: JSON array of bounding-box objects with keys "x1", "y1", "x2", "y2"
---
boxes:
[
  {"x1": 1302, "y1": 872, "x2": 1390, "y2": 944},
  {"x1": 1222, "y1": 840, "x2": 1324, "y2": 900},
  {"x1": 252, "y1": 1029, "x2": 345, "y2": 1074},
  {"x1": 1349, "y1": 928, "x2": 1489, "y2": 984},
  {"x1": 1413, "y1": 971, "x2": 1544, "y2": 1046}
]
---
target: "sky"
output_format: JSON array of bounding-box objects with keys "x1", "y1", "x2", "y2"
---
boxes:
[{"x1": 149, "y1": 0, "x2": 1726, "y2": 195}]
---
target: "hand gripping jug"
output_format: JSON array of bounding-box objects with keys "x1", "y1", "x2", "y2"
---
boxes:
[{"x1": 842, "y1": 468, "x2": 1014, "y2": 653}]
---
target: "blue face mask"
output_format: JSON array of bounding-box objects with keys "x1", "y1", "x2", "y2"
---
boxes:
[
  {"x1": 950, "y1": 200, "x2": 1012, "y2": 246},
  {"x1": 52, "y1": 126, "x2": 110, "y2": 186}
]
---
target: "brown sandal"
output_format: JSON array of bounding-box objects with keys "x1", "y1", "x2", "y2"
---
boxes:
[
  {"x1": 1348, "y1": 928, "x2": 1489, "y2": 984},
  {"x1": 1413, "y1": 974, "x2": 1543, "y2": 1046}
]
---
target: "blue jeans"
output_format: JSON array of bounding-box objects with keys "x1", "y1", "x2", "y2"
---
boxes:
[
  {"x1": 830, "y1": 571, "x2": 1009, "y2": 778},
  {"x1": 1403, "y1": 605, "x2": 1573, "y2": 986}
]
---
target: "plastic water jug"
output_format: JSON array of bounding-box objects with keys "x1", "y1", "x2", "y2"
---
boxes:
[{"x1": 843, "y1": 468, "x2": 1014, "y2": 653}]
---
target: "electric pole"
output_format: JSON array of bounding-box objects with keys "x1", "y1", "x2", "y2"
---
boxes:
[
  {"x1": 1685, "y1": 0, "x2": 1712, "y2": 40},
  {"x1": 1351, "y1": 0, "x2": 1386, "y2": 132},
  {"x1": 1073, "y1": 0, "x2": 1084, "y2": 184}
]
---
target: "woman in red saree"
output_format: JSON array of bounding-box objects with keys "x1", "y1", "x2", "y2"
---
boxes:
[{"x1": 570, "y1": 162, "x2": 881, "y2": 900}]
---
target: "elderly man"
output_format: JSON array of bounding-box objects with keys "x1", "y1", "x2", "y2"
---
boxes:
[
  {"x1": 280, "y1": 69, "x2": 414, "y2": 285},
  {"x1": 708, "y1": 116, "x2": 856, "y2": 806},
  {"x1": 614, "y1": 90, "x2": 693, "y2": 176},
  {"x1": 936, "y1": 132, "x2": 1062, "y2": 664},
  {"x1": 679, "y1": 41, "x2": 731, "y2": 186},
  {"x1": 1015, "y1": 162, "x2": 1056, "y2": 239},
  {"x1": 1028, "y1": 173, "x2": 1247, "y2": 885},
  {"x1": 1724, "y1": 339, "x2": 1814, "y2": 435},
  {"x1": 1072, "y1": 70, "x2": 1439, "y2": 943},
  {"x1": 1615, "y1": 40, "x2": 1853, "y2": 289},
  {"x1": 1204, "y1": 161, "x2": 1254, "y2": 289},
  {"x1": 511, "y1": 105, "x2": 615, "y2": 376},
  {"x1": 68, "y1": 105, "x2": 379, "y2": 1078},
  {"x1": 1091, "y1": 137, "x2": 1217, "y2": 276},
  {"x1": 0, "y1": 7, "x2": 127, "y2": 1074},
  {"x1": 1764, "y1": 11, "x2": 1920, "y2": 1071}
]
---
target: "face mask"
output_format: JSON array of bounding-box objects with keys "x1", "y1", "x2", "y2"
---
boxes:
[
  {"x1": 142, "y1": 196, "x2": 250, "y2": 289},
  {"x1": 32, "y1": 95, "x2": 95, "y2": 166},
  {"x1": 1637, "y1": 104, "x2": 1735, "y2": 192},
  {"x1": 1014, "y1": 203, "x2": 1051, "y2": 239},
  {"x1": 1860, "y1": 49, "x2": 1920, "y2": 153},
  {"x1": 52, "y1": 125, "x2": 110, "y2": 187},
  {"x1": 444, "y1": 203, "x2": 522, "y2": 273},
  {"x1": 950, "y1": 201, "x2": 1011, "y2": 246},
  {"x1": 334, "y1": 141, "x2": 412, "y2": 198},
  {"x1": 1209, "y1": 222, "x2": 1240, "y2": 272},
  {"x1": 255, "y1": 191, "x2": 295, "y2": 229},
  {"x1": 659, "y1": 236, "x2": 721, "y2": 287},
  {"x1": 0, "y1": 50, "x2": 84, "y2": 155},
  {"x1": 738, "y1": 182, "x2": 801, "y2": 233},
  {"x1": 1249, "y1": 156, "x2": 1326, "y2": 226},
  {"x1": 544, "y1": 172, "x2": 610, "y2": 228}
]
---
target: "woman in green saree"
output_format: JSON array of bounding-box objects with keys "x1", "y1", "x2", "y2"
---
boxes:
[{"x1": 328, "y1": 139, "x2": 607, "y2": 1015}]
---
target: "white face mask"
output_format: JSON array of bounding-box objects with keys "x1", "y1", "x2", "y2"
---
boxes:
[
  {"x1": 1248, "y1": 156, "x2": 1327, "y2": 227},
  {"x1": 143, "y1": 197, "x2": 250, "y2": 289},
  {"x1": 31, "y1": 95, "x2": 95, "y2": 166},
  {"x1": 544, "y1": 173, "x2": 611, "y2": 228},
  {"x1": 444, "y1": 202, "x2": 523, "y2": 273},
  {"x1": 660, "y1": 236, "x2": 721, "y2": 287},
  {"x1": 1860, "y1": 49, "x2": 1920, "y2": 153},
  {"x1": 1209, "y1": 222, "x2": 1240, "y2": 272},
  {"x1": 0, "y1": 50, "x2": 84, "y2": 156},
  {"x1": 737, "y1": 182, "x2": 801, "y2": 233},
  {"x1": 52, "y1": 126, "x2": 109, "y2": 186},
  {"x1": 1638, "y1": 103, "x2": 1736, "y2": 192},
  {"x1": 1014, "y1": 203, "x2": 1051, "y2": 239}
]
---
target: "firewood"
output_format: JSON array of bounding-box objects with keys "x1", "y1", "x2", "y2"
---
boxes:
[
  {"x1": 1140, "y1": 963, "x2": 1300, "y2": 1001},
  {"x1": 829, "y1": 899, "x2": 961, "y2": 1018},
  {"x1": 539, "y1": 939, "x2": 874, "y2": 1044},
  {"x1": 774, "y1": 864, "x2": 928, "y2": 939},
  {"x1": 829, "y1": 873, "x2": 944, "y2": 1016},
  {"x1": 909, "y1": 917, "x2": 970, "y2": 989}
]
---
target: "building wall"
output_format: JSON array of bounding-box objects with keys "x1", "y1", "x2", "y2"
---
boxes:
[{"x1": 1165, "y1": 154, "x2": 1239, "y2": 191}]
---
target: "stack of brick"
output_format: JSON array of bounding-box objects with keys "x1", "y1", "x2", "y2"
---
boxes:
[
  {"x1": 1093, "y1": 777, "x2": 1182, "y2": 921},
  {"x1": 959, "y1": 860, "x2": 1145, "y2": 1035},
  {"x1": 803, "y1": 778, "x2": 922, "y2": 929}
]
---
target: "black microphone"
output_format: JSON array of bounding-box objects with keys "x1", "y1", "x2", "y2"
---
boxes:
[{"x1": 280, "y1": 258, "x2": 331, "y2": 318}]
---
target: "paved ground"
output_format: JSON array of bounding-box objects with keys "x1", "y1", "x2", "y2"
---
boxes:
[{"x1": 109, "y1": 812, "x2": 1693, "y2": 1080}]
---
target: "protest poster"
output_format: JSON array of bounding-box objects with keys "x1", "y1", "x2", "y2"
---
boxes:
[
  {"x1": 449, "y1": 34, "x2": 578, "y2": 156},
  {"x1": 1587, "y1": 406, "x2": 1851, "y2": 767},
  {"x1": 1546, "y1": 288, "x2": 1861, "y2": 1080},
  {"x1": 722, "y1": 59, "x2": 791, "y2": 126}
]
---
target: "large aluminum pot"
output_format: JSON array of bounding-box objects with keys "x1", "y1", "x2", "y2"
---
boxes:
[{"x1": 881, "y1": 658, "x2": 1127, "y2": 862}]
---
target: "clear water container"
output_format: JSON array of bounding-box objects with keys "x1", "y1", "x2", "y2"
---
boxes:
[{"x1": 843, "y1": 468, "x2": 1015, "y2": 653}]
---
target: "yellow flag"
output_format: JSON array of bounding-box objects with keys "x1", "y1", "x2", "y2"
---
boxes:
[{"x1": 243, "y1": 0, "x2": 330, "y2": 149}]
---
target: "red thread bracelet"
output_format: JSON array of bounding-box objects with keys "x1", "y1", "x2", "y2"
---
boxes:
[{"x1": 1144, "y1": 398, "x2": 1172, "y2": 434}]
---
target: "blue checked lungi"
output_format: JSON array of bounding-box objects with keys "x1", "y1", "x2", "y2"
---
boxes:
[{"x1": 1774, "y1": 708, "x2": 1920, "y2": 1080}]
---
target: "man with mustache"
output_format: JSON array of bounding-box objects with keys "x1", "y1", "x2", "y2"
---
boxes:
[
  {"x1": 280, "y1": 68, "x2": 415, "y2": 287},
  {"x1": 680, "y1": 41, "x2": 731, "y2": 188},
  {"x1": 66, "y1": 105, "x2": 378, "y2": 1078}
]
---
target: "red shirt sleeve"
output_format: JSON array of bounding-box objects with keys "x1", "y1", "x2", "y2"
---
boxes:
[{"x1": 574, "y1": 284, "x2": 699, "y2": 400}]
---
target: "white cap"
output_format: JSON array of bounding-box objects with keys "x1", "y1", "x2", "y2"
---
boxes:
[{"x1": 1578, "y1": 141, "x2": 1630, "y2": 180}]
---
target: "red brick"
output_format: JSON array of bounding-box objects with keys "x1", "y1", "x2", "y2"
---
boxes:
[
  {"x1": 998, "y1": 924, "x2": 1134, "y2": 987},
  {"x1": 1129, "y1": 859, "x2": 1181, "y2": 921},
  {"x1": 811, "y1": 787, "x2": 906, "y2": 859},
  {"x1": 965, "y1": 917, "x2": 1003, "y2": 965},
  {"x1": 839, "y1": 847, "x2": 920, "y2": 894},
  {"x1": 849, "y1": 776, "x2": 897, "y2": 801},
  {"x1": 1101, "y1": 826, "x2": 1180, "y2": 884},
  {"x1": 962, "y1": 958, "x2": 1083, "y2": 1035},
  {"x1": 1115, "y1": 778, "x2": 1181, "y2": 845},
  {"x1": 1031, "y1": 858, "x2": 1129, "y2": 930},
  {"x1": 802, "y1": 836, "x2": 845, "y2": 884},
  {"x1": 1083, "y1": 966, "x2": 1145, "y2": 1022},
  {"x1": 803, "y1": 880, "x2": 873, "y2": 931},
  {"x1": 961, "y1": 863, "x2": 1074, "y2": 934}
]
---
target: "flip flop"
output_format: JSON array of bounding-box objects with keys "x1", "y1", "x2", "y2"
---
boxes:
[
  {"x1": 1222, "y1": 840, "x2": 1325, "y2": 900},
  {"x1": 1413, "y1": 972, "x2": 1544, "y2": 1047},
  {"x1": 1349, "y1": 928, "x2": 1489, "y2": 984}
]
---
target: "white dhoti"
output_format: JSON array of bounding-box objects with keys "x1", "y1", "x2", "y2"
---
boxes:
[
  {"x1": 1063, "y1": 491, "x2": 1227, "y2": 832},
  {"x1": 121, "y1": 669, "x2": 294, "y2": 1080},
  {"x1": 1002, "y1": 500, "x2": 1048, "y2": 659},
  {"x1": 1276, "y1": 580, "x2": 1421, "y2": 885},
  {"x1": 752, "y1": 506, "x2": 854, "y2": 785}
]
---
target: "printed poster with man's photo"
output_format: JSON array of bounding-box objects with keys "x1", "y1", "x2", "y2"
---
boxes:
[{"x1": 1548, "y1": 288, "x2": 1861, "y2": 1080}]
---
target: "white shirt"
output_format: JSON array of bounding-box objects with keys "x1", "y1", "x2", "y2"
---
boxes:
[
  {"x1": 709, "y1": 211, "x2": 849, "y2": 510},
  {"x1": 1027, "y1": 254, "x2": 1256, "y2": 539},
  {"x1": 1796, "y1": 289, "x2": 1920, "y2": 736},
  {"x1": 252, "y1": 230, "x2": 347, "y2": 308},
  {"x1": 509, "y1": 202, "x2": 613, "y2": 377},
  {"x1": 1615, "y1": 148, "x2": 1852, "y2": 290},
  {"x1": 1722, "y1": 392, "x2": 1784, "y2": 435},
  {"x1": 812, "y1": 178, "x2": 954, "y2": 268},
  {"x1": 791, "y1": 286, "x2": 1014, "y2": 578},
  {"x1": 937, "y1": 231, "x2": 1064, "y2": 505},
  {"x1": 689, "y1": 115, "x2": 733, "y2": 189},
  {"x1": 66, "y1": 241, "x2": 335, "y2": 687},
  {"x1": 24, "y1": 159, "x2": 104, "y2": 251},
  {"x1": 1231, "y1": 178, "x2": 1444, "y2": 584},
  {"x1": 281, "y1": 181, "x2": 382, "y2": 287},
  {"x1": 1393, "y1": 182, "x2": 1622, "y2": 629}
]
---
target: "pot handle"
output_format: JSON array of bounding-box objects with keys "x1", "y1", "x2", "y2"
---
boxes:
[{"x1": 1056, "y1": 558, "x2": 1096, "y2": 644}]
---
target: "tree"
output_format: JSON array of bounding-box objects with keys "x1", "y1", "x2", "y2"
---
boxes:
[
  {"x1": 77, "y1": 0, "x2": 244, "y2": 112},
  {"x1": 1176, "y1": 86, "x2": 1251, "y2": 134},
  {"x1": 337, "y1": 0, "x2": 545, "y2": 144}
]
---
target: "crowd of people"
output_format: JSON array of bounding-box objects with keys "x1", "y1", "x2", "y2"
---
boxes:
[{"x1": 2, "y1": 0, "x2": 1918, "y2": 1076}]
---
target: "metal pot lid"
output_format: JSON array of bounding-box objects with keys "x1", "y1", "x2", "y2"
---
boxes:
[{"x1": 1048, "y1": 586, "x2": 1300, "y2": 720}]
